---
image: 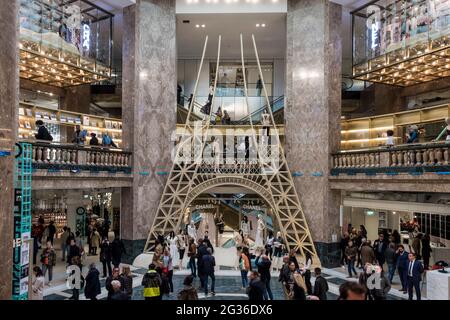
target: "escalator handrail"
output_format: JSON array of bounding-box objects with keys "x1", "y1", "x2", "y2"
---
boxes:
[{"x1": 236, "y1": 95, "x2": 284, "y2": 124}]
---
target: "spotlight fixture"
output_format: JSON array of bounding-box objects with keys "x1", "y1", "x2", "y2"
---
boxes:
[
  {"x1": 261, "y1": 23, "x2": 266, "y2": 27},
  {"x1": 256, "y1": 23, "x2": 260, "y2": 27},
  {"x1": 201, "y1": 24, "x2": 206, "y2": 28},
  {"x1": 195, "y1": 24, "x2": 200, "y2": 28}
]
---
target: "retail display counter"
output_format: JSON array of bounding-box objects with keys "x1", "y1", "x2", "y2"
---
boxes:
[
  {"x1": 342, "y1": 103, "x2": 450, "y2": 150},
  {"x1": 18, "y1": 101, "x2": 122, "y2": 147}
]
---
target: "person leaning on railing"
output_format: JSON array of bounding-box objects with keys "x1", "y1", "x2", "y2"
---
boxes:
[
  {"x1": 35, "y1": 120, "x2": 53, "y2": 141},
  {"x1": 406, "y1": 125, "x2": 419, "y2": 144},
  {"x1": 102, "y1": 132, "x2": 118, "y2": 148}
]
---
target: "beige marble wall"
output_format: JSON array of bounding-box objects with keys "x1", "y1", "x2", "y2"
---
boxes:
[
  {"x1": 0, "y1": 0, "x2": 18, "y2": 300},
  {"x1": 285, "y1": 0, "x2": 342, "y2": 243},
  {"x1": 121, "y1": 0, "x2": 177, "y2": 242}
]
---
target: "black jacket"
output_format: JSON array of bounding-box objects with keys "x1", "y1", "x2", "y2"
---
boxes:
[
  {"x1": 105, "y1": 276, "x2": 125, "y2": 300},
  {"x1": 35, "y1": 126, "x2": 53, "y2": 141},
  {"x1": 90, "y1": 136, "x2": 99, "y2": 146},
  {"x1": 202, "y1": 254, "x2": 216, "y2": 275},
  {"x1": 247, "y1": 278, "x2": 266, "y2": 300},
  {"x1": 67, "y1": 244, "x2": 81, "y2": 264},
  {"x1": 278, "y1": 264, "x2": 290, "y2": 283},
  {"x1": 111, "y1": 239, "x2": 126, "y2": 262},
  {"x1": 421, "y1": 238, "x2": 432, "y2": 258},
  {"x1": 255, "y1": 256, "x2": 271, "y2": 282},
  {"x1": 197, "y1": 244, "x2": 208, "y2": 267},
  {"x1": 100, "y1": 242, "x2": 112, "y2": 262},
  {"x1": 84, "y1": 268, "x2": 101, "y2": 299},
  {"x1": 313, "y1": 275, "x2": 329, "y2": 300},
  {"x1": 120, "y1": 274, "x2": 133, "y2": 297}
]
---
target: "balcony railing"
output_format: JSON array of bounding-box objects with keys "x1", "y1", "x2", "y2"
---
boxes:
[
  {"x1": 27, "y1": 141, "x2": 132, "y2": 173},
  {"x1": 331, "y1": 142, "x2": 450, "y2": 175}
]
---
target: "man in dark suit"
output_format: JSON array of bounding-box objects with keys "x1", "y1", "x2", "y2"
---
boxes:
[
  {"x1": 406, "y1": 252, "x2": 424, "y2": 300},
  {"x1": 313, "y1": 267, "x2": 329, "y2": 300},
  {"x1": 373, "y1": 233, "x2": 388, "y2": 269}
]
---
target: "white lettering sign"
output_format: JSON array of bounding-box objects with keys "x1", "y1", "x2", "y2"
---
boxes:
[
  {"x1": 82, "y1": 24, "x2": 90, "y2": 50},
  {"x1": 66, "y1": 265, "x2": 82, "y2": 290}
]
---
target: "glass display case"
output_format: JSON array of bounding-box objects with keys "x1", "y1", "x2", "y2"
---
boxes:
[
  {"x1": 19, "y1": 0, "x2": 113, "y2": 87},
  {"x1": 352, "y1": 0, "x2": 450, "y2": 86}
]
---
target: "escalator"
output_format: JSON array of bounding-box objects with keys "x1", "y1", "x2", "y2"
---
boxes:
[
  {"x1": 177, "y1": 94, "x2": 285, "y2": 125},
  {"x1": 235, "y1": 95, "x2": 284, "y2": 125},
  {"x1": 177, "y1": 94, "x2": 206, "y2": 123}
]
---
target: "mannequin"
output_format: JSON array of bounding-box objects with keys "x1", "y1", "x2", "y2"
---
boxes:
[
  {"x1": 176, "y1": 229, "x2": 187, "y2": 270},
  {"x1": 240, "y1": 216, "x2": 249, "y2": 239},
  {"x1": 187, "y1": 220, "x2": 197, "y2": 242},
  {"x1": 183, "y1": 208, "x2": 191, "y2": 226},
  {"x1": 255, "y1": 214, "x2": 265, "y2": 247},
  {"x1": 166, "y1": 231, "x2": 179, "y2": 266},
  {"x1": 272, "y1": 231, "x2": 284, "y2": 271}
]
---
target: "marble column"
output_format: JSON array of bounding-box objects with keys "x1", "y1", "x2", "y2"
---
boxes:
[
  {"x1": 285, "y1": 0, "x2": 342, "y2": 267},
  {"x1": 0, "y1": 0, "x2": 19, "y2": 300},
  {"x1": 121, "y1": 0, "x2": 177, "y2": 263}
]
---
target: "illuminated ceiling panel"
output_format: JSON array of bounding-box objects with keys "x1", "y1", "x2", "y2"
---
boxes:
[
  {"x1": 19, "y1": 44, "x2": 110, "y2": 88},
  {"x1": 353, "y1": 36, "x2": 450, "y2": 87}
]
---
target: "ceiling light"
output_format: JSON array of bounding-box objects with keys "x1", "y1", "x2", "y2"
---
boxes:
[
  {"x1": 201, "y1": 24, "x2": 206, "y2": 28},
  {"x1": 261, "y1": 24, "x2": 266, "y2": 27},
  {"x1": 196, "y1": 24, "x2": 200, "y2": 28},
  {"x1": 256, "y1": 24, "x2": 260, "y2": 27}
]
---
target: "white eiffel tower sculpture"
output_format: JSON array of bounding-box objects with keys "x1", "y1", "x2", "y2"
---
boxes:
[{"x1": 143, "y1": 35, "x2": 319, "y2": 263}]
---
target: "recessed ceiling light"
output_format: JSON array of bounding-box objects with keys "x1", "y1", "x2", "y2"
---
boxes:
[
  {"x1": 196, "y1": 24, "x2": 200, "y2": 28},
  {"x1": 261, "y1": 23, "x2": 266, "y2": 27},
  {"x1": 201, "y1": 24, "x2": 206, "y2": 28},
  {"x1": 256, "y1": 24, "x2": 260, "y2": 27}
]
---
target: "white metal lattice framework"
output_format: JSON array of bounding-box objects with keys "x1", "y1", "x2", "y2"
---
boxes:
[{"x1": 143, "y1": 35, "x2": 318, "y2": 262}]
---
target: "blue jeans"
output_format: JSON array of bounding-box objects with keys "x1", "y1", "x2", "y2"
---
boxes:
[
  {"x1": 61, "y1": 243, "x2": 68, "y2": 260},
  {"x1": 347, "y1": 259, "x2": 357, "y2": 276},
  {"x1": 387, "y1": 263, "x2": 395, "y2": 283},
  {"x1": 189, "y1": 257, "x2": 196, "y2": 277},
  {"x1": 204, "y1": 273, "x2": 215, "y2": 294},
  {"x1": 263, "y1": 279, "x2": 273, "y2": 300},
  {"x1": 240, "y1": 270, "x2": 248, "y2": 287}
]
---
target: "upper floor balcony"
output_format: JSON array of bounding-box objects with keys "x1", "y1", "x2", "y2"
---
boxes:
[{"x1": 23, "y1": 140, "x2": 132, "y2": 189}]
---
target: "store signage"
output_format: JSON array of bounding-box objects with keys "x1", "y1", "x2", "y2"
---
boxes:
[
  {"x1": 243, "y1": 204, "x2": 262, "y2": 211},
  {"x1": 371, "y1": 22, "x2": 379, "y2": 49},
  {"x1": 366, "y1": 5, "x2": 381, "y2": 50},
  {"x1": 195, "y1": 204, "x2": 216, "y2": 210},
  {"x1": 82, "y1": 24, "x2": 90, "y2": 50}
]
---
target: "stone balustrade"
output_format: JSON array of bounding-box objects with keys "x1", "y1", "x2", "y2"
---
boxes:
[
  {"x1": 29, "y1": 141, "x2": 132, "y2": 170},
  {"x1": 332, "y1": 142, "x2": 450, "y2": 174}
]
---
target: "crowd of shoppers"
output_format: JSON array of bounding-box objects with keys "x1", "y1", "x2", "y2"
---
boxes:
[{"x1": 339, "y1": 224, "x2": 428, "y2": 300}]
